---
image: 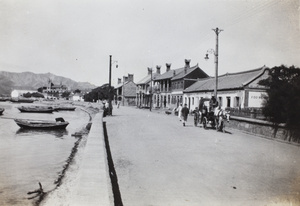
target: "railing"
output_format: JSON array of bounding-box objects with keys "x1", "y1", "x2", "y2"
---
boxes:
[{"x1": 226, "y1": 107, "x2": 265, "y2": 120}]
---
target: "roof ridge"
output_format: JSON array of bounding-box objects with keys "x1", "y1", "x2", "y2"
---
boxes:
[{"x1": 219, "y1": 66, "x2": 266, "y2": 77}]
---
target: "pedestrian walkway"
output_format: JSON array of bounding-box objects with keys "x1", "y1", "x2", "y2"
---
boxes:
[{"x1": 105, "y1": 106, "x2": 300, "y2": 206}]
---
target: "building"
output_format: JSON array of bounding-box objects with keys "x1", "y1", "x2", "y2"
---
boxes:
[
  {"x1": 114, "y1": 74, "x2": 136, "y2": 106},
  {"x1": 153, "y1": 59, "x2": 209, "y2": 108},
  {"x1": 183, "y1": 66, "x2": 270, "y2": 111},
  {"x1": 136, "y1": 67, "x2": 161, "y2": 108},
  {"x1": 42, "y1": 79, "x2": 69, "y2": 99}
]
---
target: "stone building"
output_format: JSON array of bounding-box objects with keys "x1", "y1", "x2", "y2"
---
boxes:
[{"x1": 114, "y1": 74, "x2": 136, "y2": 106}]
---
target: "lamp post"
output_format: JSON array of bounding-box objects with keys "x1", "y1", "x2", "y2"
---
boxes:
[
  {"x1": 108, "y1": 55, "x2": 118, "y2": 116},
  {"x1": 205, "y1": 27, "x2": 223, "y2": 98}
]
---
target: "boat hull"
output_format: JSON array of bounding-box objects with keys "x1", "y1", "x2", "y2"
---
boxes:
[
  {"x1": 14, "y1": 119, "x2": 69, "y2": 129},
  {"x1": 18, "y1": 106, "x2": 54, "y2": 113}
]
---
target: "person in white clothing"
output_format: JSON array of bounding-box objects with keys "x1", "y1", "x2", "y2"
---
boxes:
[{"x1": 177, "y1": 103, "x2": 183, "y2": 121}]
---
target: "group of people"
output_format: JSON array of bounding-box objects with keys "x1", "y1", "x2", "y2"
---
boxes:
[{"x1": 176, "y1": 95, "x2": 219, "y2": 127}]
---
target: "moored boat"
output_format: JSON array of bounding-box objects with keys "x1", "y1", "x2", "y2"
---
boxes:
[
  {"x1": 0, "y1": 108, "x2": 4, "y2": 115},
  {"x1": 14, "y1": 117, "x2": 69, "y2": 129},
  {"x1": 54, "y1": 106, "x2": 76, "y2": 111},
  {"x1": 11, "y1": 98, "x2": 34, "y2": 103},
  {"x1": 18, "y1": 106, "x2": 54, "y2": 113}
]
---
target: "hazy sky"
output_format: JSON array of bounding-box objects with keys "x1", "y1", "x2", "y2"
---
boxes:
[{"x1": 0, "y1": 0, "x2": 299, "y2": 86}]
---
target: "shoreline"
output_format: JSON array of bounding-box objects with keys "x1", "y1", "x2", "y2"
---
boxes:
[{"x1": 39, "y1": 101, "x2": 102, "y2": 206}]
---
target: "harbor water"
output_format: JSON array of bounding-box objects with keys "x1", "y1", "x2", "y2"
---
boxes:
[{"x1": 0, "y1": 101, "x2": 90, "y2": 206}]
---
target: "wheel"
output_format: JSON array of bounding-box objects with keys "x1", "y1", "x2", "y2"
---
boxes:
[{"x1": 203, "y1": 117, "x2": 208, "y2": 129}]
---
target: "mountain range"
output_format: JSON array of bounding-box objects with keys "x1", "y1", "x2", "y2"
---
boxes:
[{"x1": 0, "y1": 71, "x2": 96, "y2": 95}]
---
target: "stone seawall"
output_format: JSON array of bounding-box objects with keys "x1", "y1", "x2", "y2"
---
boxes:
[
  {"x1": 227, "y1": 116, "x2": 299, "y2": 145},
  {"x1": 70, "y1": 112, "x2": 113, "y2": 205}
]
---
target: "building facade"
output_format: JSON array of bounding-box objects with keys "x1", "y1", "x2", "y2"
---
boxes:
[
  {"x1": 114, "y1": 74, "x2": 136, "y2": 106},
  {"x1": 153, "y1": 59, "x2": 209, "y2": 108},
  {"x1": 136, "y1": 67, "x2": 161, "y2": 108},
  {"x1": 183, "y1": 66, "x2": 270, "y2": 111}
]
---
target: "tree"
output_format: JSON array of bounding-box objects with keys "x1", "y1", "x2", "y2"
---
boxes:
[
  {"x1": 83, "y1": 84, "x2": 115, "y2": 102},
  {"x1": 259, "y1": 65, "x2": 300, "y2": 139},
  {"x1": 61, "y1": 91, "x2": 71, "y2": 99},
  {"x1": 74, "y1": 89, "x2": 81, "y2": 93}
]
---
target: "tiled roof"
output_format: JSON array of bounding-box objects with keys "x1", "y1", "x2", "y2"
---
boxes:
[
  {"x1": 115, "y1": 81, "x2": 129, "y2": 89},
  {"x1": 136, "y1": 73, "x2": 160, "y2": 85},
  {"x1": 171, "y1": 64, "x2": 200, "y2": 80},
  {"x1": 184, "y1": 66, "x2": 268, "y2": 93},
  {"x1": 154, "y1": 67, "x2": 185, "y2": 81}
]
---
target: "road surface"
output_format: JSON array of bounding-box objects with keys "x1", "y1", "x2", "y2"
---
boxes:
[{"x1": 104, "y1": 106, "x2": 300, "y2": 206}]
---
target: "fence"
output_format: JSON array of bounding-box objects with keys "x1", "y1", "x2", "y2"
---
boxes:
[{"x1": 226, "y1": 107, "x2": 265, "y2": 120}]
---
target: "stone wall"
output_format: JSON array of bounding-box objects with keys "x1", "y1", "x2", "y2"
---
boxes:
[{"x1": 226, "y1": 116, "x2": 299, "y2": 145}]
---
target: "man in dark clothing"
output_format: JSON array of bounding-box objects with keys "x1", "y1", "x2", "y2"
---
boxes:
[
  {"x1": 209, "y1": 95, "x2": 218, "y2": 112},
  {"x1": 181, "y1": 104, "x2": 189, "y2": 126}
]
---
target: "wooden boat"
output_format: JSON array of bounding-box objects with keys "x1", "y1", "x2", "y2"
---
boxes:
[
  {"x1": 0, "y1": 108, "x2": 4, "y2": 115},
  {"x1": 14, "y1": 117, "x2": 69, "y2": 129},
  {"x1": 54, "y1": 106, "x2": 76, "y2": 111},
  {"x1": 18, "y1": 106, "x2": 54, "y2": 113},
  {"x1": 11, "y1": 98, "x2": 34, "y2": 103}
]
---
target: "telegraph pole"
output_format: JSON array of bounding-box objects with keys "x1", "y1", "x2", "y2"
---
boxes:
[
  {"x1": 212, "y1": 27, "x2": 223, "y2": 98},
  {"x1": 108, "y1": 55, "x2": 112, "y2": 115}
]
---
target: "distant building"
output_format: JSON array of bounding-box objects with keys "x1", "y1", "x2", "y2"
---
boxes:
[
  {"x1": 42, "y1": 79, "x2": 69, "y2": 99},
  {"x1": 136, "y1": 67, "x2": 161, "y2": 108},
  {"x1": 114, "y1": 74, "x2": 136, "y2": 106},
  {"x1": 71, "y1": 93, "x2": 84, "y2": 101},
  {"x1": 183, "y1": 66, "x2": 270, "y2": 110}
]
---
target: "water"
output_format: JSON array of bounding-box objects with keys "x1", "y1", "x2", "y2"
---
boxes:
[{"x1": 0, "y1": 101, "x2": 90, "y2": 206}]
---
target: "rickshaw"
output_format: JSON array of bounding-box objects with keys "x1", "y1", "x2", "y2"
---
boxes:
[
  {"x1": 199, "y1": 98, "x2": 216, "y2": 130},
  {"x1": 200, "y1": 98, "x2": 230, "y2": 132}
]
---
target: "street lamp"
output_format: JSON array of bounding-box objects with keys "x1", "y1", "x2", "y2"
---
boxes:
[
  {"x1": 108, "y1": 55, "x2": 118, "y2": 116},
  {"x1": 204, "y1": 27, "x2": 223, "y2": 98}
]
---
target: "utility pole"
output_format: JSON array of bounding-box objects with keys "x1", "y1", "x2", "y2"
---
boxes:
[
  {"x1": 212, "y1": 27, "x2": 223, "y2": 98},
  {"x1": 149, "y1": 68, "x2": 153, "y2": 112},
  {"x1": 108, "y1": 55, "x2": 112, "y2": 115}
]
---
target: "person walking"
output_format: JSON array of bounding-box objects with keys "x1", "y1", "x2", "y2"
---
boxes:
[
  {"x1": 181, "y1": 104, "x2": 189, "y2": 126},
  {"x1": 177, "y1": 103, "x2": 183, "y2": 121}
]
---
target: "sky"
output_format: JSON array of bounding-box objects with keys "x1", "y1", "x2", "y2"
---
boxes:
[{"x1": 0, "y1": 0, "x2": 299, "y2": 87}]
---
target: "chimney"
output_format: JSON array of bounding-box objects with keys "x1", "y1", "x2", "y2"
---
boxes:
[
  {"x1": 148, "y1": 67, "x2": 152, "y2": 75},
  {"x1": 166, "y1": 63, "x2": 171, "y2": 72},
  {"x1": 123, "y1": 76, "x2": 128, "y2": 83},
  {"x1": 117, "y1": 78, "x2": 122, "y2": 84},
  {"x1": 173, "y1": 70, "x2": 176, "y2": 77},
  {"x1": 156, "y1": 65, "x2": 161, "y2": 74},
  {"x1": 128, "y1": 73, "x2": 134, "y2": 82},
  {"x1": 184, "y1": 59, "x2": 191, "y2": 68}
]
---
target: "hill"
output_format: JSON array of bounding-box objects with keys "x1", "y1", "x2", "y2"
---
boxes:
[{"x1": 0, "y1": 71, "x2": 96, "y2": 95}]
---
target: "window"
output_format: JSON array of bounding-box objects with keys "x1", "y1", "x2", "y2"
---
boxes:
[
  {"x1": 192, "y1": 97, "x2": 194, "y2": 105},
  {"x1": 235, "y1": 96, "x2": 240, "y2": 107},
  {"x1": 218, "y1": 97, "x2": 223, "y2": 107},
  {"x1": 226, "y1": 97, "x2": 231, "y2": 107}
]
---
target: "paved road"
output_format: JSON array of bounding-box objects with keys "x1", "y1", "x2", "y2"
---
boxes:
[{"x1": 104, "y1": 106, "x2": 300, "y2": 206}]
